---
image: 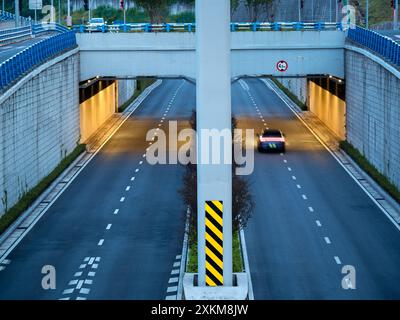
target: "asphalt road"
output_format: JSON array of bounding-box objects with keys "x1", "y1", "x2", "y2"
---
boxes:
[
  {"x1": 0, "y1": 79, "x2": 195, "y2": 300},
  {"x1": 0, "y1": 35, "x2": 51, "y2": 64},
  {"x1": 233, "y1": 78, "x2": 400, "y2": 299},
  {"x1": 1, "y1": 77, "x2": 400, "y2": 300}
]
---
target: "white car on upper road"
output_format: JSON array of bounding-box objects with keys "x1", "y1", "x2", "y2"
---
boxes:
[{"x1": 87, "y1": 18, "x2": 106, "y2": 32}]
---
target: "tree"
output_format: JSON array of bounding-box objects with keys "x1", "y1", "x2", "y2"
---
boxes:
[
  {"x1": 245, "y1": 0, "x2": 274, "y2": 22},
  {"x1": 231, "y1": 0, "x2": 240, "y2": 19},
  {"x1": 134, "y1": 0, "x2": 173, "y2": 23},
  {"x1": 179, "y1": 111, "x2": 254, "y2": 242}
]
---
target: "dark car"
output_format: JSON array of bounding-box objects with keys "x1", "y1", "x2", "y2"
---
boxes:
[{"x1": 257, "y1": 129, "x2": 286, "y2": 153}]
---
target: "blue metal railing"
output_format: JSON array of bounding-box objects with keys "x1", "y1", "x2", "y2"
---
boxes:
[
  {"x1": 0, "y1": 25, "x2": 32, "y2": 45},
  {"x1": 32, "y1": 23, "x2": 70, "y2": 35},
  {"x1": 73, "y1": 21, "x2": 343, "y2": 33},
  {"x1": 0, "y1": 10, "x2": 31, "y2": 24},
  {"x1": 347, "y1": 26, "x2": 400, "y2": 67},
  {"x1": 0, "y1": 31, "x2": 77, "y2": 91}
]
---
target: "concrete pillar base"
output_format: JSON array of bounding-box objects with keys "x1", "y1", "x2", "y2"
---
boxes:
[{"x1": 183, "y1": 273, "x2": 248, "y2": 300}]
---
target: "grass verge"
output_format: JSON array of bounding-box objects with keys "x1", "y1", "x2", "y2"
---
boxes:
[
  {"x1": 118, "y1": 78, "x2": 156, "y2": 113},
  {"x1": 270, "y1": 77, "x2": 307, "y2": 111},
  {"x1": 0, "y1": 144, "x2": 86, "y2": 235},
  {"x1": 186, "y1": 230, "x2": 244, "y2": 273},
  {"x1": 340, "y1": 140, "x2": 400, "y2": 204}
]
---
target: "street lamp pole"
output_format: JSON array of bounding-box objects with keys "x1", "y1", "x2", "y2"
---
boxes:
[
  {"x1": 67, "y1": 0, "x2": 72, "y2": 27},
  {"x1": 196, "y1": 0, "x2": 232, "y2": 287},
  {"x1": 14, "y1": 0, "x2": 20, "y2": 27},
  {"x1": 366, "y1": 0, "x2": 369, "y2": 29},
  {"x1": 58, "y1": 0, "x2": 61, "y2": 24},
  {"x1": 311, "y1": 0, "x2": 314, "y2": 21},
  {"x1": 298, "y1": 0, "x2": 301, "y2": 22},
  {"x1": 395, "y1": 0, "x2": 399, "y2": 30}
]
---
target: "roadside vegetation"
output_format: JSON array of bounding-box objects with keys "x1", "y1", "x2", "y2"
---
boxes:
[
  {"x1": 180, "y1": 110, "x2": 254, "y2": 273},
  {"x1": 340, "y1": 141, "x2": 400, "y2": 204},
  {"x1": 118, "y1": 78, "x2": 156, "y2": 113},
  {"x1": 0, "y1": 144, "x2": 86, "y2": 235},
  {"x1": 271, "y1": 78, "x2": 307, "y2": 111}
]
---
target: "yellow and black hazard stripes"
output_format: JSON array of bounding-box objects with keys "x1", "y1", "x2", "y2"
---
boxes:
[{"x1": 205, "y1": 200, "x2": 223, "y2": 286}]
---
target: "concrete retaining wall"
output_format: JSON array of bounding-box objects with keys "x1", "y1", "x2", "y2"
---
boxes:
[
  {"x1": 0, "y1": 52, "x2": 80, "y2": 217},
  {"x1": 346, "y1": 47, "x2": 400, "y2": 189},
  {"x1": 117, "y1": 80, "x2": 136, "y2": 107},
  {"x1": 277, "y1": 77, "x2": 346, "y2": 140},
  {"x1": 277, "y1": 78, "x2": 307, "y2": 104}
]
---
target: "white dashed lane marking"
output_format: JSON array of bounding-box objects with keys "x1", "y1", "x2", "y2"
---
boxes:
[
  {"x1": 169, "y1": 277, "x2": 179, "y2": 284},
  {"x1": 308, "y1": 207, "x2": 314, "y2": 212},
  {"x1": 114, "y1": 209, "x2": 119, "y2": 215},
  {"x1": 297, "y1": 185, "x2": 301, "y2": 189},
  {"x1": 125, "y1": 186, "x2": 131, "y2": 191},
  {"x1": 120, "y1": 197, "x2": 125, "y2": 202},
  {"x1": 324, "y1": 237, "x2": 331, "y2": 244},
  {"x1": 292, "y1": 176, "x2": 297, "y2": 180},
  {"x1": 316, "y1": 220, "x2": 322, "y2": 227},
  {"x1": 98, "y1": 239, "x2": 104, "y2": 246},
  {"x1": 302, "y1": 194, "x2": 308, "y2": 200},
  {"x1": 334, "y1": 256, "x2": 342, "y2": 265},
  {"x1": 106, "y1": 224, "x2": 112, "y2": 230}
]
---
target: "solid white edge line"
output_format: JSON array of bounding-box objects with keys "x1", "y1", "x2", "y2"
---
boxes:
[
  {"x1": 263, "y1": 78, "x2": 400, "y2": 232},
  {"x1": 240, "y1": 228, "x2": 255, "y2": 300},
  {"x1": 177, "y1": 206, "x2": 190, "y2": 300},
  {"x1": 0, "y1": 80, "x2": 164, "y2": 264}
]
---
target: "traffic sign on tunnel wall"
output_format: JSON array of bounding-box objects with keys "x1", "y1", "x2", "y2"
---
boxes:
[{"x1": 277, "y1": 60, "x2": 289, "y2": 72}]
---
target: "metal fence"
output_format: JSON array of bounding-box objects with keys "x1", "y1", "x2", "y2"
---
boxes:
[
  {"x1": 0, "y1": 31, "x2": 77, "y2": 91},
  {"x1": 0, "y1": 25, "x2": 31, "y2": 45},
  {"x1": 0, "y1": 10, "x2": 31, "y2": 25},
  {"x1": 347, "y1": 26, "x2": 400, "y2": 67},
  {"x1": 73, "y1": 21, "x2": 343, "y2": 33}
]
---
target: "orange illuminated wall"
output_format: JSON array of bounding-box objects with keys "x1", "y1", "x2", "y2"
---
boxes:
[
  {"x1": 308, "y1": 80, "x2": 346, "y2": 140},
  {"x1": 80, "y1": 80, "x2": 117, "y2": 142}
]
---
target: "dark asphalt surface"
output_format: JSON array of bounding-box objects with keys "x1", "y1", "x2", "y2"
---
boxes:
[
  {"x1": 1, "y1": 77, "x2": 400, "y2": 300},
  {"x1": 0, "y1": 35, "x2": 51, "y2": 64},
  {"x1": 233, "y1": 78, "x2": 400, "y2": 299},
  {"x1": 0, "y1": 79, "x2": 195, "y2": 300}
]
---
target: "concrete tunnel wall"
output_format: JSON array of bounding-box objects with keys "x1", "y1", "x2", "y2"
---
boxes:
[
  {"x1": 277, "y1": 77, "x2": 346, "y2": 140},
  {"x1": 79, "y1": 79, "x2": 137, "y2": 143}
]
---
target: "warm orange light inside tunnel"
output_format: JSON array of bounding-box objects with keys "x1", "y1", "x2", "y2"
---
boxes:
[{"x1": 80, "y1": 82, "x2": 117, "y2": 143}]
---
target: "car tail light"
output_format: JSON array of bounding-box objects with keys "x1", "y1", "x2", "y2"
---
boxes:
[{"x1": 260, "y1": 137, "x2": 285, "y2": 142}]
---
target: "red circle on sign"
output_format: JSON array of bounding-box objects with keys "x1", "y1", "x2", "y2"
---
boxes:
[{"x1": 276, "y1": 60, "x2": 288, "y2": 72}]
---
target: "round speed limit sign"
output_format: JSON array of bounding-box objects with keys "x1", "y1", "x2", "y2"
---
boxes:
[{"x1": 276, "y1": 60, "x2": 288, "y2": 72}]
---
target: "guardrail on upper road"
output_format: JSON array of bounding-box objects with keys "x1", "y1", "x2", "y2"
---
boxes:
[
  {"x1": 73, "y1": 21, "x2": 344, "y2": 33},
  {"x1": 0, "y1": 25, "x2": 31, "y2": 45},
  {"x1": 32, "y1": 23, "x2": 70, "y2": 35},
  {"x1": 0, "y1": 31, "x2": 77, "y2": 92},
  {"x1": 0, "y1": 10, "x2": 31, "y2": 25},
  {"x1": 347, "y1": 26, "x2": 400, "y2": 67}
]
